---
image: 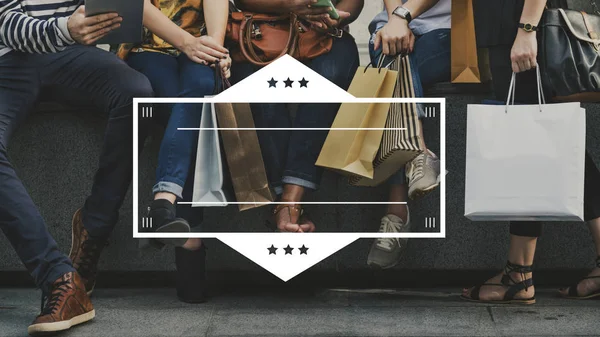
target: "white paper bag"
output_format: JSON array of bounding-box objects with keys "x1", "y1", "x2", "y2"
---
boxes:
[
  {"x1": 192, "y1": 102, "x2": 227, "y2": 207},
  {"x1": 464, "y1": 69, "x2": 586, "y2": 221}
]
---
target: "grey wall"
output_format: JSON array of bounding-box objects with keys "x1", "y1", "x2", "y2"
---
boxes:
[{"x1": 1, "y1": 97, "x2": 598, "y2": 275}]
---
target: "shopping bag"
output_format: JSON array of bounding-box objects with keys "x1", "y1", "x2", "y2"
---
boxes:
[
  {"x1": 192, "y1": 102, "x2": 227, "y2": 207},
  {"x1": 315, "y1": 62, "x2": 398, "y2": 178},
  {"x1": 215, "y1": 102, "x2": 274, "y2": 211},
  {"x1": 464, "y1": 69, "x2": 586, "y2": 221},
  {"x1": 451, "y1": 0, "x2": 481, "y2": 83},
  {"x1": 350, "y1": 56, "x2": 424, "y2": 186}
]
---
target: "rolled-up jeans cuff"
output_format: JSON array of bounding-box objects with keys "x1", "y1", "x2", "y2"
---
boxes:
[
  {"x1": 282, "y1": 176, "x2": 318, "y2": 191},
  {"x1": 388, "y1": 168, "x2": 406, "y2": 186},
  {"x1": 153, "y1": 181, "x2": 184, "y2": 199}
]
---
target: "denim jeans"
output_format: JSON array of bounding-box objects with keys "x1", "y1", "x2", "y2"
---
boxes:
[
  {"x1": 369, "y1": 28, "x2": 450, "y2": 185},
  {"x1": 231, "y1": 33, "x2": 359, "y2": 194},
  {"x1": 127, "y1": 52, "x2": 216, "y2": 199},
  {"x1": 0, "y1": 47, "x2": 153, "y2": 293}
]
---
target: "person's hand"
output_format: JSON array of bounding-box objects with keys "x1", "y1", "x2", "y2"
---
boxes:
[
  {"x1": 510, "y1": 29, "x2": 538, "y2": 73},
  {"x1": 374, "y1": 15, "x2": 415, "y2": 56},
  {"x1": 181, "y1": 35, "x2": 229, "y2": 65},
  {"x1": 67, "y1": 6, "x2": 122, "y2": 45},
  {"x1": 300, "y1": 10, "x2": 351, "y2": 32},
  {"x1": 212, "y1": 54, "x2": 232, "y2": 79}
]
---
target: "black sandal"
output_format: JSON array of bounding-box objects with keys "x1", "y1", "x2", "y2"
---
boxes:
[
  {"x1": 561, "y1": 256, "x2": 600, "y2": 300},
  {"x1": 461, "y1": 261, "x2": 536, "y2": 305}
]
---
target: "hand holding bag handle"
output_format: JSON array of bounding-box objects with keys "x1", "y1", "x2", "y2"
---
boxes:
[{"x1": 505, "y1": 65, "x2": 546, "y2": 113}]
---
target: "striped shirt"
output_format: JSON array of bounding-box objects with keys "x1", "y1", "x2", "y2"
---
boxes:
[{"x1": 0, "y1": 0, "x2": 80, "y2": 57}]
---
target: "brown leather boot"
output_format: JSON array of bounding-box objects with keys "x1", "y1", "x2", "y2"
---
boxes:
[
  {"x1": 28, "y1": 272, "x2": 95, "y2": 335},
  {"x1": 69, "y1": 209, "x2": 107, "y2": 295}
]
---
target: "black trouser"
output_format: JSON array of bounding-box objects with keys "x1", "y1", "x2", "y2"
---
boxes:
[
  {"x1": 489, "y1": 45, "x2": 600, "y2": 238},
  {"x1": 0, "y1": 46, "x2": 153, "y2": 292}
]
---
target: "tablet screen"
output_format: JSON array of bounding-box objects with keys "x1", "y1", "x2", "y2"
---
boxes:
[{"x1": 85, "y1": 0, "x2": 144, "y2": 45}]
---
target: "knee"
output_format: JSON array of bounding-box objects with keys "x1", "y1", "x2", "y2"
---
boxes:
[{"x1": 112, "y1": 69, "x2": 154, "y2": 108}]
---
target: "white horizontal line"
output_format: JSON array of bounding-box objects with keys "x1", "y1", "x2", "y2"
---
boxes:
[
  {"x1": 134, "y1": 98, "x2": 445, "y2": 104},
  {"x1": 177, "y1": 202, "x2": 408, "y2": 205},
  {"x1": 133, "y1": 233, "x2": 444, "y2": 239},
  {"x1": 177, "y1": 128, "x2": 408, "y2": 131}
]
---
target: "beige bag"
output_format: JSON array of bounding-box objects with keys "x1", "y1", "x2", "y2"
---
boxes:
[
  {"x1": 350, "y1": 56, "x2": 424, "y2": 186},
  {"x1": 215, "y1": 103, "x2": 275, "y2": 211},
  {"x1": 451, "y1": 0, "x2": 481, "y2": 83},
  {"x1": 315, "y1": 64, "x2": 398, "y2": 178}
]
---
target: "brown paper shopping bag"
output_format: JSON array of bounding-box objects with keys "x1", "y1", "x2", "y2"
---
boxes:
[
  {"x1": 350, "y1": 56, "x2": 424, "y2": 187},
  {"x1": 215, "y1": 102, "x2": 274, "y2": 211},
  {"x1": 315, "y1": 66, "x2": 398, "y2": 179},
  {"x1": 451, "y1": 0, "x2": 481, "y2": 83}
]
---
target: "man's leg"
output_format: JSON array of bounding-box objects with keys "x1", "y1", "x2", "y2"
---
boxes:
[
  {"x1": 37, "y1": 45, "x2": 153, "y2": 293},
  {"x1": 0, "y1": 52, "x2": 95, "y2": 335},
  {"x1": 0, "y1": 52, "x2": 75, "y2": 292}
]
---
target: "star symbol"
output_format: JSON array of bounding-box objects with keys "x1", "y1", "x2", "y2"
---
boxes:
[
  {"x1": 299, "y1": 78, "x2": 309, "y2": 88},
  {"x1": 299, "y1": 245, "x2": 309, "y2": 255},
  {"x1": 284, "y1": 245, "x2": 294, "y2": 255},
  {"x1": 268, "y1": 244, "x2": 278, "y2": 255},
  {"x1": 268, "y1": 77, "x2": 278, "y2": 88},
  {"x1": 284, "y1": 77, "x2": 294, "y2": 88}
]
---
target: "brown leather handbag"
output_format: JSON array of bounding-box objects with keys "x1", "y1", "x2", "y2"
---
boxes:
[{"x1": 226, "y1": 11, "x2": 337, "y2": 66}]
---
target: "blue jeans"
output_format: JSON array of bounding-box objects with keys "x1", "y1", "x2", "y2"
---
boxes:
[
  {"x1": 231, "y1": 33, "x2": 359, "y2": 194},
  {"x1": 127, "y1": 52, "x2": 215, "y2": 199},
  {"x1": 369, "y1": 28, "x2": 450, "y2": 185},
  {"x1": 0, "y1": 47, "x2": 153, "y2": 293}
]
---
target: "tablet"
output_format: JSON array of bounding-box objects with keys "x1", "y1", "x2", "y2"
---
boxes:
[{"x1": 85, "y1": 0, "x2": 144, "y2": 45}]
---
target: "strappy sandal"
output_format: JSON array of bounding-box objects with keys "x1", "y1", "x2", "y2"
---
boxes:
[
  {"x1": 461, "y1": 261, "x2": 536, "y2": 305},
  {"x1": 561, "y1": 256, "x2": 600, "y2": 300}
]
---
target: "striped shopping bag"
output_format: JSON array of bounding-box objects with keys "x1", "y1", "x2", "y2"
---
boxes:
[{"x1": 350, "y1": 56, "x2": 424, "y2": 187}]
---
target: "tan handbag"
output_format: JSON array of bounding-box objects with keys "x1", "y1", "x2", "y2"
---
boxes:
[{"x1": 226, "y1": 11, "x2": 335, "y2": 66}]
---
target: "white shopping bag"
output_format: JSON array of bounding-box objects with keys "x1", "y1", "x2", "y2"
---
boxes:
[
  {"x1": 464, "y1": 68, "x2": 586, "y2": 221},
  {"x1": 192, "y1": 101, "x2": 227, "y2": 207}
]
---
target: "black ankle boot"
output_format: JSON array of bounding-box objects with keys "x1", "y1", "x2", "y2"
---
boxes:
[
  {"x1": 146, "y1": 199, "x2": 191, "y2": 248},
  {"x1": 175, "y1": 246, "x2": 207, "y2": 303}
]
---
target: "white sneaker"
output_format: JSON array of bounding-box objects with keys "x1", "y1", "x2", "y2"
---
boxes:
[
  {"x1": 406, "y1": 150, "x2": 440, "y2": 200},
  {"x1": 367, "y1": 212, "x2": 410, "y2": 269}
]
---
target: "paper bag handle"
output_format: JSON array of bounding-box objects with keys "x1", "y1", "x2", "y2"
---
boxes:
[{"x1": 505, "y1": 64, "x2": 546, "y2": 112}]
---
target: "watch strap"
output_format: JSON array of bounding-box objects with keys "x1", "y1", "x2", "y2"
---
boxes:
[{"x1": 518, "y1": 23, "x2": 539, "y2": 32}]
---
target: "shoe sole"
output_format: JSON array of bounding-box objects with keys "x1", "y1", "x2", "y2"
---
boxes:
[
  {"x1": 460, "y1": 295, "x2": 536, "y2": 305},
  {"x1": 367, "y1": 259, "x2": 400, "y2": 270},
  {"x1": 409, "y1": 175, "x2": 441, "y2": 200},
  {"x1": 560, "y1": 292, "x2": 600, "y2": 300},
  {"x1": 155, "y1": 220, "x2": 191, "y2": 248},
  {"x1": 28, "y1": 310, "x2": 95, "y2": 335}
]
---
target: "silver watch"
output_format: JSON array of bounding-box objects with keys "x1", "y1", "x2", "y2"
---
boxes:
[{"x1": 392, "y1": 6, "x2": 412, "y2": 23}]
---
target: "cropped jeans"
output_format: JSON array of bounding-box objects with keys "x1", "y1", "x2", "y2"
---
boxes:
[
  {"x1": 127, "y1": 52, "x2": 216, "y2": 199},
  {"x1": 369, "y1": 28, "x2": 450, "y2": 185},
  {"x1": 231, "y1": 33, "x2": 359, "y2": 194}
]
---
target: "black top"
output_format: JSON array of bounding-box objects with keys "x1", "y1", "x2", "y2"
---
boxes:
[{"x1": 473, "y1": 0, "x2": 568, "y2": 47}]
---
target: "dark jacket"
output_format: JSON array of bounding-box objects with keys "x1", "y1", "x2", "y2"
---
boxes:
[{"x1": 473, "y1": 0, "x2": 568, "y2": 47}]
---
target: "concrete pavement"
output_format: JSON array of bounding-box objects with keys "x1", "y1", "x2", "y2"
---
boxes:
[{"x1": 1, "y1": 288, "x2": 599, "y2": 337}]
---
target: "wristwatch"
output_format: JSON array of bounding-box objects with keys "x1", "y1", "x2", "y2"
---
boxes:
[
  {"x1": 392, "y1": 6, "x2": 412, "y2": 23},
  {"x1": 518, "y1": 23, "x2": 539, "y2": 32}
]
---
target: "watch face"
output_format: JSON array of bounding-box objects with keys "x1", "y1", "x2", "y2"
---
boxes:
[
  {"x1": 394, "y1": 7, "x2": 409, "y2": 19},
  {"x1": 524, "y1": 23, "x2": 533, "y2": 31}
]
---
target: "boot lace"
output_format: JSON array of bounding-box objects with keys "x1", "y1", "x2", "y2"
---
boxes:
[{"x1": 40, "y1": 279, "x2": 72, "y2": 315}]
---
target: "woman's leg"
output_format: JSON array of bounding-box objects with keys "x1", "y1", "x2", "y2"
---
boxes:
[
  {"x1": 560, "y1": 152, "x2": 600, "y2": 297},
  {"x1": 278, "y1": 33, "x2": 359, "y2": 232},
  {"x1": 462, "y1": 223, "x2": 540, "y2": 302}
]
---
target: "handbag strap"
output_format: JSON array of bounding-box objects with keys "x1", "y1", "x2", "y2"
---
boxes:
[
  {"x1": 238, "y1": 13, "x2": 298, "y2": 66},
  {"x1": 505, "y1": 65, "x2": 546, "y2": 113},
  {"x1": 581, "y1": 11, "x2": 599, "y2": 39}
]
